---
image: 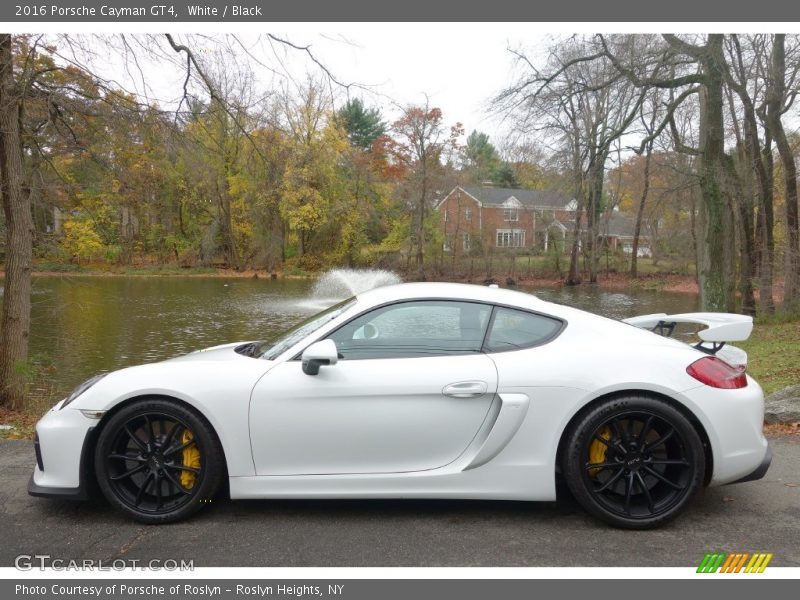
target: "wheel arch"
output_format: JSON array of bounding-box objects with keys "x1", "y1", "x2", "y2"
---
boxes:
[
  {"x1": 554, "y1": 389, "x2": 713, "y2": 486},
  {"x1": 83, "y1": 393, "x2": 231, "y2": 498}
]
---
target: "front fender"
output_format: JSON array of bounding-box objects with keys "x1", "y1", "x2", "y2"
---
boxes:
[{"x1": 71, "y1": 359, "x2": 276, "y2": 477}]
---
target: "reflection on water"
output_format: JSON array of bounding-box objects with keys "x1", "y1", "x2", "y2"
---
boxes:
[{"x1": 12, "y1": 276, "x2": 697, "y2": 402}]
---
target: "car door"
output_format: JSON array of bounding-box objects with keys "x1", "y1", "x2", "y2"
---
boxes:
[{"x1": 249, "y1": 300, "x2": 498, "y2": 475}]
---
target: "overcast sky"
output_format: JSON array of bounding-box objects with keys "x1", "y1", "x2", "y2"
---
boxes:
[{"x1": 69, "y1": 26, "x2": 556, "y2": 148}]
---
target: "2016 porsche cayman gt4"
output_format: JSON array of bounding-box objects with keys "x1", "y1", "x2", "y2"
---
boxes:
[{"x1": 29, "y1": 282, "x2": 771, "y2": 528}]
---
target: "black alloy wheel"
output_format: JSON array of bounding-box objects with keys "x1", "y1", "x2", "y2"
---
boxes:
[
  {"x1": 562, "y1": 395, "x2": 705, "y2": 529},
  {"x1": 95, "y1": 399, "x2": 223, "y2": 523}
]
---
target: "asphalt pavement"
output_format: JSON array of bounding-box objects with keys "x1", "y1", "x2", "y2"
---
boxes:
[{"x1": 1, "y1": 436, "x2": 798, "y2": 567}]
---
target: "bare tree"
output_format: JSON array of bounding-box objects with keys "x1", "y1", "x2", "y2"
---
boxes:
[
  {"x1": 762, "y1": 35, "x2": 800, "y2": 311},
  {"x1": 724, "y1": 34, "x2": 764, "y2": 315},
  {"x1": 497, "y1": 36, "x2": 644, "y2": 284},
  {"x1": 630, "y1": 88, "x2": 662, "y2": 278},
  {"x1": 599, "y1": 34, "x2": 743, "y2": 311}
]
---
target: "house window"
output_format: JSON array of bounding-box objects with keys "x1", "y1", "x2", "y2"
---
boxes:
[
  {"x1": 444, "y1": 211, "x2": 449, "y2": 222},
  {"x1": 465, "y1": 208, "x2": 472, "y2": 222},
  {"x1": 503, "y1": 208, "x2": 518, "y2": 221},
  {"x1": 496, "y1": 229, "x2": 525, "y2": 248},
  {"x1": 462, "y1": 233, "x2": 471, "y2": 251},
  {"x1": 443, "y1": 236, "x2": 452, "y2": 252}
]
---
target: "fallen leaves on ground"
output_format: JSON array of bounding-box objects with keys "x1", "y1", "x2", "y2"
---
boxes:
[{"x1": 763, "y1": 422, "x2": 800, "y2": 436}]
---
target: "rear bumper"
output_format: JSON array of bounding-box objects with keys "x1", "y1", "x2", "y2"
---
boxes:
[
  {"x1": 679, "y1": 378, "x2": 769, "y2": 485},
  {"x1": 729, "y1": 443, "x2": 772, "y2": 484}
]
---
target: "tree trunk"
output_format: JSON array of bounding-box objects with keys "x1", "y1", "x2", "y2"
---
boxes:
[
  {"x1": 696, "y1": 36, "x2": 736, "y2": 312},
  {"x1": 729, "y1": 155, "x2": 756, "y2": 315},
  {"x1": 766, "y1": 35, "x2": 800, "y2": 311},
  {"x1": 586, "y1": 162, "x2": 604, "y2": 284},
  {"x1": 566, "y1": 200, "x2": 584, "y2": 286},
  {"x1": 416, "y1": 174, "x2": 427, "y2": 279},
  {"x1": 725, "y1": 82, "x2": 758, "y2": 315},
  {"x1": 0, "y1": 34, "x2": 33, "y2": 410},
  {"x1": 630, "y1": 145, "x2": 653, "y2": 278}
]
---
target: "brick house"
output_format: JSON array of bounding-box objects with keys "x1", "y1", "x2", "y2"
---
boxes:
[
  {"x1": 598, "y1": 212, "x2": 653, "y2": 257},
  {"x1": 436, "y1": 184, "x2": 577, "y2": 253}
]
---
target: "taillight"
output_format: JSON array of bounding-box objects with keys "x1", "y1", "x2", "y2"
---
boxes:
[{"x1": 686, "y1": 356, "x2": 747, "y2": 389}]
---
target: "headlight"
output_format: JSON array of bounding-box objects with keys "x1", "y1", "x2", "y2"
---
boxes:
[{"x1": 61, "y1": 373, "x2": 107, "y2": 409}]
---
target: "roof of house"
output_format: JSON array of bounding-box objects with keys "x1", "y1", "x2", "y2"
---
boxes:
[
  {"x1": 535, "y1": 218, "x2": 572, "y2": 233},
  {"x1": 529, "y1": 212, "x2": 650, "y2": 238},
  {"x1": 454, "y1": 185, "x2": 574, "y2": 209},
  {"x1": 599, "y1": 212, "x2": 649, "y2": 239}
]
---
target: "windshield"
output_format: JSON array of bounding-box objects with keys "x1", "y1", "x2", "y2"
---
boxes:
[{"x1": 254, "y1": 297, "x2": 356, "y2": 360}]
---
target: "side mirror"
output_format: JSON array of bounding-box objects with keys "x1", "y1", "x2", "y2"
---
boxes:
[{"x1": 301, "y1": 339, "x2": 339, "y2": 375}]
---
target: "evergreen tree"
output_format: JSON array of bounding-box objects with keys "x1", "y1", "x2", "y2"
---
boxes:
[{"x1": 336, "y1": 98, "x2": 386, "y2": 151}]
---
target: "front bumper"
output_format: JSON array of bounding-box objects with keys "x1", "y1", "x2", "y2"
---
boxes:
[
  {"x1": 27, "y1": 404, "x2": 97, "y2": 501},
  {"x1": 28, "y1": 472, "x2": 89, "y2": 500}
]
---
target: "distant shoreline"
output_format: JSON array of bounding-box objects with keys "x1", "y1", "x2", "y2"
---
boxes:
[
  {"x1": 0, "y1": 268, "x2": 312, "y2": 280},
  {"x1": 0, "y1": 266, "x2": 702, "y2": 295},
  {"x1": 428, "y1": 272, "x2": 700, "y2": 295}
]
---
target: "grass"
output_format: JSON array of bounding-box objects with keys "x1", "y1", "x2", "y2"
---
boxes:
[
  {"x1": 739, "y1": 318, "x2": 800, "y2": 396},
  {"x1": 29, "y1": 261, "x2": 222, "y2": 276},
  {"x1": 24, "y1": 260, "x2": 319, "y2": 278},
  {"x1": 35, "y1": 261, "x2": 86, "y2": 273},
  {"x1": 119, "y1": 265, "x2": 218, "y2": 276}
]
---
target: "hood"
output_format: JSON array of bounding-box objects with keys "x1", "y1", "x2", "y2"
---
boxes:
[{"x1": 166, "y1": 341, "x2": 258, "y2": 363}]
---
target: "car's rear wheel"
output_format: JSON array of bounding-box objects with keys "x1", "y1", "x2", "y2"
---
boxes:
[
  {"x1": 94, "y1": 399, "x2": 223, "y2": 523},
  {"x1": 562, "y1": 395, "x2": 705, "y2": 529}
]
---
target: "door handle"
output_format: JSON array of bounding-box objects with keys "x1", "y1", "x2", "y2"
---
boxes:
[{"x1": 443, "y1": 381, "x2": 488, "y2": 398}]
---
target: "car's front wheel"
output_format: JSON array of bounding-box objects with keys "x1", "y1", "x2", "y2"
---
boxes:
[
  {"x1": 94, "y1": 398, "x2": 223, "y2": 523},
  {"x1": 562, "y1": 395, "x2": 705, "y2": 529}
]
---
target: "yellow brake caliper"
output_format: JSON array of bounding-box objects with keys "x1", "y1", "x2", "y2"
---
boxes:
[
  {"x1": 180, "y1": 429, "x2": 201, "y2": 489},
  {"x1": 588, "y1": 426, "x2": 611, "y2": 477}
]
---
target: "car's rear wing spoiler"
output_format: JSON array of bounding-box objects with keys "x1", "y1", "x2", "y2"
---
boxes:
[{"x1": 623, "y1": 312, "x2": 753, "y2": 353}]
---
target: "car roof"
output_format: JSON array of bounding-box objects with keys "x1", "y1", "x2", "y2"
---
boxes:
[{"x1": 355, "y1": 281, "x2": 549, "y2": 312}]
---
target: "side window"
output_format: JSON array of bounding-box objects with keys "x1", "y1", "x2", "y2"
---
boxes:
[
  {"x1": 485, "y1": 307, "x2": 562, "y2": 352},
  {"x1": 328, "y1": 301, "x2": 491, "y2": 360}
]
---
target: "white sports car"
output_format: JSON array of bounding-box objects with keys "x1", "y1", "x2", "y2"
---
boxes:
[{"x1": 29, "y1": 282, "x2": 771, "y2": 528}]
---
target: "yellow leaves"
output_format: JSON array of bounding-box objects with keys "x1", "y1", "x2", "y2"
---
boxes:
[
  {"x1": 227, "y1": 173, "x2": 252, "y2": 199},
  {"x1": 378, "y1": 216, "x2": 412, "y2": 253},
  {"x1": 280, "y1": 186, "x2": 327, "y2": 232},
  {"x1": 278, "y1": 124, "x2": 345, "y2": 236},
  {"x1": 321, "y1": 120, "x2": 350, "y2": 154},
  {"x1": 230, "y1": 195, "x2": 254, "y2": 249},
  {"x1": 61, "y1": 219, "x2": 104, "y2": 262},
  {"x1": 617, "y1": 191, "x2": 635, "y2": 213}
]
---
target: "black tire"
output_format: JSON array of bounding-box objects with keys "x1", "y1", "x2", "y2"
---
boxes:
[
  {"x1": 94, "y1": 398, "x2": 224, "y2": 524},
  {"x1": 562, "y1": 395, "x2": 705, "y2": 529}
]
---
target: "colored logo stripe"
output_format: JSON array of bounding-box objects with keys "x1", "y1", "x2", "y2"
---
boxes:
[
  {"x1": 697, "y1": 552, "x2": 772, "y2": 573},
  {"x1": 745, "y1": 553, "x2": 773, "y2": 573},
  {"x1": 697, "y1": 553, "x2": 726, "y2": 573}
]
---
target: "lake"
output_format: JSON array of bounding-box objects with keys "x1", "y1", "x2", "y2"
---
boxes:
[{"x1": 13, "y1": 274, "x2": 698, "y2": 405}]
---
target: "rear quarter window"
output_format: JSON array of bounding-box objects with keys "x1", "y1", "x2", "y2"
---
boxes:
[{"x1": 485, "y1": 306, "x2": 563, "y2": 352}]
